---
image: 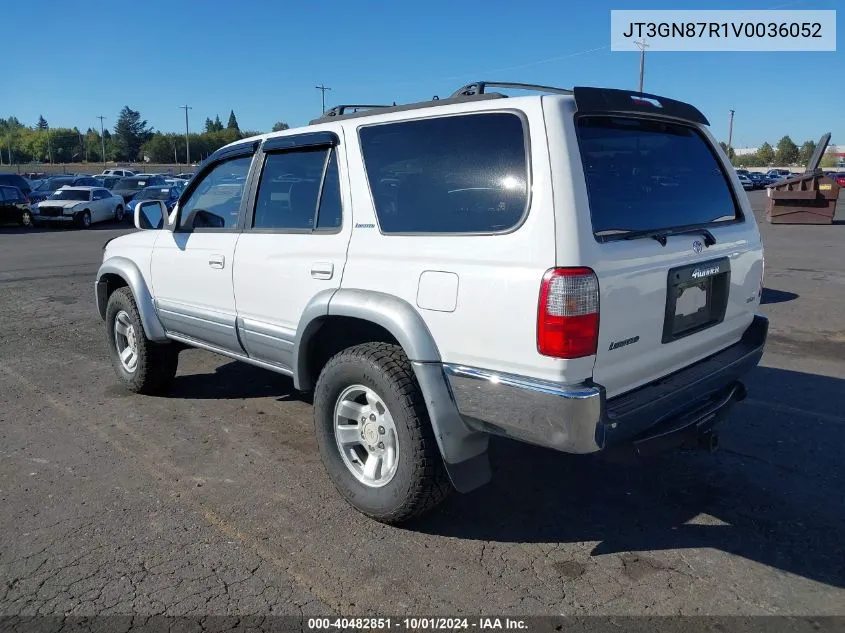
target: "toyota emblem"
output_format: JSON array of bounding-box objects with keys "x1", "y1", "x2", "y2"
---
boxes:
[{"x1": 692, "y1": 240, "x2": 703, "y2": 254}]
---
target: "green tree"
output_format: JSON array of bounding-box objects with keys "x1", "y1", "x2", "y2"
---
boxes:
[
  {"x1": 271, "y1": 121, "x2": 289, "y2": 132},
  {"x1": 820, "y1": 153, "x2": 838, "y2": 169},
  {"x1": 798, "y1": 140, "x2": 816, "y2": 166},
  {"x1": 213, "y1": 115, "x2": 223, "y2": 132},
  {"x1": 113, "y1": 106, "x2": 152, "y2": 161},
  {"x1": 757, "y1": 142, "x2": 775, "y2": 165},
  {"x1": 36, "y1": 115, "x2": 48, "y2": 130},
  {"x1": 774, "y1": 135, "x2": 799, "y2": 165},
  {"x1": 227, "y1": 110, "x2": 239, "y2": 132},
  {"x1": 204, "y1": 118, "x2": 214, "y2": 133}
]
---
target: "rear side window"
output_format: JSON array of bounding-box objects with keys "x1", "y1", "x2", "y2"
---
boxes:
[
  {"x1": 359, "y1": 113, "x2": 528, "y2": 234},
  {"x1": 576, "y1": 116, "x2": 740, "y2": 238},
  {"x1": 253, "y1": 147, "x2": 342, "y2": 231}
]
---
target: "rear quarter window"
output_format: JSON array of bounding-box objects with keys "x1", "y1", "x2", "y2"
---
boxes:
[
  {"x1": 359, "y1": 112, "x2": 529, "y2": 234},
  {"x1": 576, "y1": 116, "x2": 741, "y2": 238}
]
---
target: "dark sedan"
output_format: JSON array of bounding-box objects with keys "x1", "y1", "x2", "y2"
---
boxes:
[
  {"x1": 0, "y1": 185, "x2": 33, "y2": 226},
  {"x1": 0, "y1": 173, "x2": 33, "y2": 197},
  {"x1": 28, "y1": 175, "x2": 76, "y2": 203},
  {"x1": 111, "y1": 175, "x2": 167, "y2": 203},
  {"x1": 126, "y1": 185, "x2": 181, "y2": 216}
]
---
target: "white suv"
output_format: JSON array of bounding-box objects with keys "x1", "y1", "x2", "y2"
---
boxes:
[{"x1": 95, "y1": 82, "x2": 767, "y2": 523}]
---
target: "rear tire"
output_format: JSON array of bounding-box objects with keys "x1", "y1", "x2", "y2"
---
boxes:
[
  {"x1": 313, "y1": 342, "x2": 451, "y2": 524},
  {"x1": 105, "y1": 287, "x2": 178, "y2": 395},
  {"x1": 20, "y1": 209, "x2": 33, "y2": 227}
]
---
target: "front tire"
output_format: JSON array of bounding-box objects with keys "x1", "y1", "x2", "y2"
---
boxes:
[
  {"x1": 20, "y1": 209, "x2": 33, "y2": 227},
  {"x1": 115, "y1": 205, "x2": 125, "y2": 222},
  {"x1": 76, "y1": 210, "x2": 91, "y2": 229},
  {"x1": 313, "y1": 342, "x2": 451, "y2": 524},
  {"x1": 105, "y1": 287, "x2": 178, "y2": 395}
]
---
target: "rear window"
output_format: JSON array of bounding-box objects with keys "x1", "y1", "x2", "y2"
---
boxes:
[
  {"x1": 115, "y1": 178, "x2": 147, "y2": 190},
  {"x1": 359, "y1": 112, "x2": 528, "y2": 234},
  {"x1": 576, "y1": 116, "x2": 740, "y2": 238}
]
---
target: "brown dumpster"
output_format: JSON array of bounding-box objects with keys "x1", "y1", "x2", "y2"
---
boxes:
[{"x1": 766, "y1": 132, "x2": 841, "y2": 225}]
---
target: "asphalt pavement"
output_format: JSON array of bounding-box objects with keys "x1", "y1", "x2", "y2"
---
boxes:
[{"x1": 0, "y1": 191, "x2": 843, "y2": 620}]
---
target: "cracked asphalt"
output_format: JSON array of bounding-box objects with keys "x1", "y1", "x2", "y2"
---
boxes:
[{"x1": 0, "y1": 191, "x2": 843, "y2": 619}]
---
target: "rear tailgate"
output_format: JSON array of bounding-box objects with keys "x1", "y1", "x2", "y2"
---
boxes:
[{"x1": 559, "y1": 94, "x2": 764, "y2": 399}]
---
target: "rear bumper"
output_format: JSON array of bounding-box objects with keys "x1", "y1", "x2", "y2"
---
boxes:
[{"x1": 443, "y1": 315, "x2": 768, "y2": 455}]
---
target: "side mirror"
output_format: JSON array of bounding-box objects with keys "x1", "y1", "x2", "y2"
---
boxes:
[{"x1": 134, "y1": 200, "x2": 166, "y2": 230}]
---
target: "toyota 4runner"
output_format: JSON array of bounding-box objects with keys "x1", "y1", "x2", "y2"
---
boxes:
[{"x1": 96, "y1": 82, "x2": 767, "y2": 523}]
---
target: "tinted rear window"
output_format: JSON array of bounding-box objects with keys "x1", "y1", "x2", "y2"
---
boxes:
[
  {"x1": 359, "y1": 112, "x2": 528, "y2": 234},
  {"x1": 115, "y1": 178, "x2": 148, "y2": 190},
  {"x1": 576, "y1": 116, "x2": 740, "y2": 237}
]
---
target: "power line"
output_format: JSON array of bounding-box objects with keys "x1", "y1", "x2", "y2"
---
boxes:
[
  {"x1": 634, "y1": 39, "x2": 649, "y2": 93},
  {"x1": 179, "y1": 105, "x2": 192, "y2": 165},
  {"x1": 97, "y1": 116, "x2": 106, "y2": 165},
  {"x1": 315, "y1": 84, "x2": 332, "y2": 113}
]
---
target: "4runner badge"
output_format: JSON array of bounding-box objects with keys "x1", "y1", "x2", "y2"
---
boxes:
[{"x1": 691, "y1": 265, "x2": 720, "y2": 279}]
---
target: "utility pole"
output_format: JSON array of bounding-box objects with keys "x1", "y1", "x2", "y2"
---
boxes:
[
  {"x1": 97, "y1": 115, "x2": 107, "y2": 165},
  {"x1": 634, "y1": 39, "x2": 649, "y2": 93},
  {"x1": 315, "y1": 84, "x2": 332, "y2": 113},
  {"x1": 180, "y1": 105, "x2": 192, "y2": 165},
  {"x1": 727, "y1": 109, "x2": 735, "y2": 151},
  {"x1": 46, "y1": 125, "x2": 53, "y2": 164}
]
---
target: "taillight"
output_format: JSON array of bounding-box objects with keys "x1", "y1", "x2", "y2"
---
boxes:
[{"x1": 537, "y1": 267, "x2": 599, "y2": 359}]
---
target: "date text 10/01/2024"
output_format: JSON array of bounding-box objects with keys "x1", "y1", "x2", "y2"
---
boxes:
[{"x1": 307, "y1": 618, "x2": 529, "y2": 630}]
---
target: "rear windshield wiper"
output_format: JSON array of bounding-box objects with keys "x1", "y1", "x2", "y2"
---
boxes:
[{"x1": 596, "y1": 227, "x2": 717, "y2": 247}]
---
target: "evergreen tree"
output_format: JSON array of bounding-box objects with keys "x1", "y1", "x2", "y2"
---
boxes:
[
  {"x1": 113, "y1": 106, "x2": 152, "y2": 161},
  {"x1": 36, "y1": 115, "x2": 48, "y2": 130},
  {"x1": 227, "y1": 110, "x2": 239, "y2": 132}
]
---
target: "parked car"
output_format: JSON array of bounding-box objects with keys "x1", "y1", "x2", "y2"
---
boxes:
[
  {"x1": 101, "y1": 169, "x2": 135, "y2": 178},
  {"x1": 746, "y1": 173, "x2": 767, "y2": 189},
  {"x1": 0, "y1": 185, "x2": 33, "y2": 226},
  {"x1": 0, "y1": 173, "x2": 33, "y2": 197},
  {"x1": 28, "y1": 175, "x2": 76, "y2": 203},
  {"x1": 174, "y1": 172, "x2": 195, "y2": 181},
  {"x1": 98, "y1": 175, "x2": 123, "y2": 190},
  {"x1": 33, "y1": 186, "x2": 125, "y2": 228},
  {"x1": 831, "y1": 172, "x2": 845, "y2": 187},
  {"x1": 71, "y1": 176, "x2": 103, "y2": 187},
  {"x1": 736, "y1": 174, "x2": 753, "y2": 191},
  {"x1": 126, "y1": 185, "x2": 181, "y2": 216},
  {"x1": 96, "y1": 82, "x2": 767, "y2": 524},
  {"x1": 111, "y1": 175, "x2": 167, "y2": 203},
  {"x1": 163, "y1": 177, "x2": 188, "y2": 193}
]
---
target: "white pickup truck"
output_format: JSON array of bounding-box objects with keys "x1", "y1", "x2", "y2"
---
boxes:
[{"x1": 96, "y1": 82, "x2": 767, "y2": 523}]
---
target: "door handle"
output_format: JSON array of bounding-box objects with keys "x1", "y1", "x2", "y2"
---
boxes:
[
  {"x1": 208, "y1": 254, "x2": 225, "y2": 269},
  {"x1": 310, "y1": 262, "x2": 334, "y2": 280}
]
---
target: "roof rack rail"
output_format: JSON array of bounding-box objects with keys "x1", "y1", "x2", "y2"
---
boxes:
[
  {"x1": 318, "y1": 104, "x2": 393, "y2": 119},
  {"x1": 451, "y1": 81, "x2": 573, "y2": 98}
]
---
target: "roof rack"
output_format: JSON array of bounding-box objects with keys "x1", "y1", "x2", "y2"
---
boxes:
[
  {"x1": 451, "y1": 81, "x2": 573, "y2": 98},
  {"x1": 308, "y1": 92, "x2": 505, "y2": 125},
  {"x1": 320, "y1": 104, "x2": 393, "y2": 118}
]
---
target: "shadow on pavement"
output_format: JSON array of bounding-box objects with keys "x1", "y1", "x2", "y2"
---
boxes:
[
  {"x1": 760, "y1": 288, "x2": 799, "y2": 304},
  {"x1": 166, "y1": 360, "x2": 308, "y2": 403},
  {"x1": 412, "y1": 365, "x2": 845, "y2": 589}
]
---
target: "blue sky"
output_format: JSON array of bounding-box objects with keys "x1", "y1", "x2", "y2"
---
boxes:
[{"x1": 5, "y1": 0, "x2": 842, "y2": 148}]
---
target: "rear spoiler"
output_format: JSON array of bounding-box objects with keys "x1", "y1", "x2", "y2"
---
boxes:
[{"x1": 573, "y1": 86, "x2": 709, "y2": 126}]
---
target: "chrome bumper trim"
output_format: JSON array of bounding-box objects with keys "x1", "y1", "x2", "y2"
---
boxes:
[{"x1": 442, "y1": 364, "x2": 604, "y2": 454}]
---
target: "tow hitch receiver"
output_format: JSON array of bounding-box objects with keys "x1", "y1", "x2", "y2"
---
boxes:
[{"x1": 631, "y1": 382, "x2": 746, "y2": 457}]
